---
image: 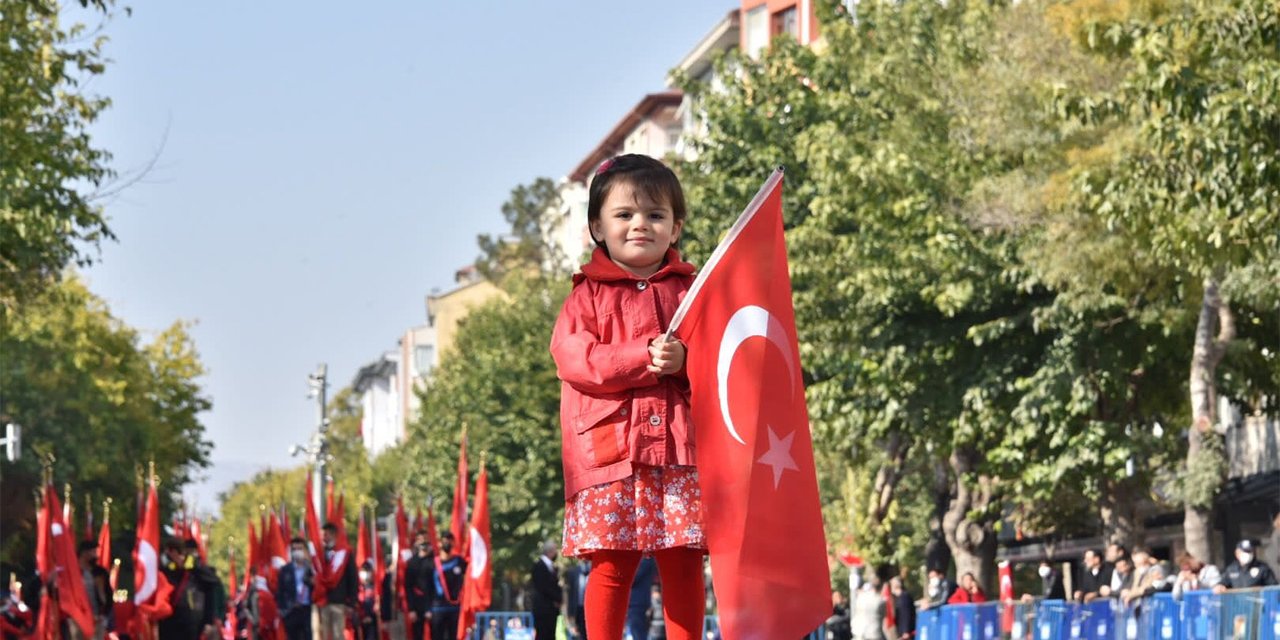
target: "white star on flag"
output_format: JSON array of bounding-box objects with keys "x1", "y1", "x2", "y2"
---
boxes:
[{"x1": 756, "y1": 426, "x2": 799, "y2": 489}]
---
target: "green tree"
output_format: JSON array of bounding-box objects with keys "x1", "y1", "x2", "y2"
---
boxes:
[
  {"x1": 1039, "y1": 0, "x2": 1280, "y2": 561},
  {"x1": 398, "y1": 274, "x2": 568, "y2": 590},
  {"x1": 476, "y1": 178, "x2": 567, "y2": 283},
  {"x1": 1, "y1": 2, "x2": 120, "y2": 307},
  {"x1": 0, "y1": 276, "x2": 212, "y2": 568}
]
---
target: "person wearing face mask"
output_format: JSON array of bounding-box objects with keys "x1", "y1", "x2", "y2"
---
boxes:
[
  {"x1": 159, "y1": 538, "x2": 220, "y2": 640},
  {"x1": 920, "y1": 568, "x2": 954, "y2": 611},
  {"x1": 1214, "y1": 539, "x2": 1277, "y2": 593},
  {"x1": 428, "y1": 531, "x2": 466, "y2": 640},
  {"x1": 276, "y1": 537, "x2": 314, "y2": 640},
  {"x1": 356, "y1": 561, "x2": 378, "y2": 640},
  {"x1": 1021, "y1": 561, "x2": 1066, "y2": 603},
  {"x1": 404, "y1": 531, "x2": 436, "y2": 640}
]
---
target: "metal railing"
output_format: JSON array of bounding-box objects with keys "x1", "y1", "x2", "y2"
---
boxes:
[{"x1": 916, "y1": 586, "x2": 1280, "y2": 639}]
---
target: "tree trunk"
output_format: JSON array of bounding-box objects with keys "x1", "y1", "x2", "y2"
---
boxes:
[
  {"x1": 863, "y1": 430, "x2": 911, "y2": 560},
  {"x1": 925, "y1": 457, "x2": 953, "y2": 574},
  {"x1": 1100, "y1": 477, "x2": 1141, "y2": 549},
  {"x1": 942, "y1": 447, "x2": 998, "y2": 593},
  {"x1": 1185, "y1": 276, "x2": 1234, "y2": 564}
]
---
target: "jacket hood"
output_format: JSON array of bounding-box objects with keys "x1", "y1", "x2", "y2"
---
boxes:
[{"x1": 574, "y1": 247, "x2": 695, "y2": 284}]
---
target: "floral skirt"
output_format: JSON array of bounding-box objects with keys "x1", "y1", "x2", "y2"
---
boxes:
[{"x1": 562, "y1": 465, "x2": 707, "y2": 556}]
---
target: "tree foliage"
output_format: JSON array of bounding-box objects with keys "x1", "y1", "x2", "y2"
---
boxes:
[
  {"x1": 476, "y1": 179, "x2": 567, "y2": 283},
  {"x1": 672, "y1": 0, "x2": 1277, "y2": 588},
  {"x1": 0, "y1": 276, "x2": 212, "y2": 568},
  {"x1": 395, "y1": 274, "x2": 568, "y2": 587},
  {"x1": 0, "y1": 1, "x2": 119, "y2": 307}
]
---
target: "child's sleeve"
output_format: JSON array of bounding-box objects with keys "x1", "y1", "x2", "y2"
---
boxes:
[{"x1": 550, "y1": 284, "x2": 658, "y2": 394}]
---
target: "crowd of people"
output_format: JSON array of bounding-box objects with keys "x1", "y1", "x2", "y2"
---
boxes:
[{"x1": 819, "y1": 538, "x2": 1277, "y2": 640}]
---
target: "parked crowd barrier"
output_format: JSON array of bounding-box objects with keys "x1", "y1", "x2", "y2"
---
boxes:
[{"x1": 916, "y1": 587, "x2": 1280, "y2": 640}]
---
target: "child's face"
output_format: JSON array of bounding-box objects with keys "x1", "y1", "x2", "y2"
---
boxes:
[{"x1": 591, "y1": 181, "x2": 682, "y2": 278}]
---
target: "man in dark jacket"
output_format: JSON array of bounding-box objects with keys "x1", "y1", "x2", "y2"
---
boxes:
[
  {"x1": 405, "y1": 530, "x2": 436, "y2": 640},
  {"x1": 430, "y1": 532, "x2": 466, "y2": 640},
  {"x1": 530, "y1": 541, "x2": 563, "y2": 640},
  {"x1": 921, "y1": 567, "x2": 954, "y2": 610},
  {"x1": 1215, "y1": 539, "x2": 1278, "y2": 592},
  {"x1": 76, "y1": 540, "x2": 111, "y2": 638},
  {"x1": 316, "y1": 523, "x2": 358, "y2": 640},
  {"x1": 158, "y1": 538, "x2": 221, "y2": 640},
  {"x1": 1074, "y1": 549, "x2": 1112, "y2": 603},
  {"x1": 824, "y1": 590, "x2": 851, "y2": 640},
  {"x1": 565, "y1": 560, "x2": 590, "y2": 640},
  {"x1": 1025, "y1": 561, "x2": 1066, "y2": 601},
  {"x1": 890, "y1": 577, "x2": 916, "y2": 639},
  {"x1": 277, "y1": 538, "x2": 314, "y2": 640}
]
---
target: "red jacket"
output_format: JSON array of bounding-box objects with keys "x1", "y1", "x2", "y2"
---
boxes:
[
  {"x1": 948, "y1": 586, "x2": 987, "y2": 605},
  {"x1": 551, "y1": 248, "x2": 697, "y2": 499}
]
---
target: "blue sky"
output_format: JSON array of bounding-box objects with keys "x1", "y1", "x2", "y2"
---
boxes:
[{"x1": 75, "y1": 1, "x2": 737, "y2": 513}]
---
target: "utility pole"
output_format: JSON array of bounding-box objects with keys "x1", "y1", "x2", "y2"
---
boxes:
[{"x1": 291, "y1": 364, "x2": 330, "y2": 520}]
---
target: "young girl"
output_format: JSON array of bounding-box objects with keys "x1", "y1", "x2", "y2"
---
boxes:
[{"x1": 551, "y1": 154, "x2": 706, "y2": 640}]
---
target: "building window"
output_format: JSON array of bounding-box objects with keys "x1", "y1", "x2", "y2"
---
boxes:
[
  {"x1": 745, "y1": 5, "x2": 769, "y2": 58},
  {"x1": 414, "y1": 345, "x2": 434, "y2": 377},
  {"x1": 774, "y1": 7, "x2": 799, "y2": 39}
]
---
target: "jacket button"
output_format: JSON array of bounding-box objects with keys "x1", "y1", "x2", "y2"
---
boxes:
[
  {"x1": 649, "y1": 415, "x2": 662, "y2": 426},
  {"x1": 636, "y1": 281, "x2": 648, "y2": 291},
  {"x1": 619, "y1": 408, "x2": 628, "y2": 417}
]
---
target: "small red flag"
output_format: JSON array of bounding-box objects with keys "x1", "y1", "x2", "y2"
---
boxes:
[
  {"x1": 191, "y1": 517, "x2": 208, "y2": 564},
  {"x1": 451, "y1": 436, "x2": 469, "y2": 559},
  {"x1": 670, "y1": 169, "x2": 830, "y2": 639},
  {"x1": 356, "y1": 510, "x2": 370, "y2": 573},
  {"x1": 999, "y1": 560, "x2": 1015, "y2": 632},
  {"x1": 457, "y1": 467, "x2": 491, "y2": 640},
  {"x1": 96, "y1": 508, "x2": 112, "y2": 571},
  {"x1": 44, "y1": 487, "x2": 96, "y2": 637}
]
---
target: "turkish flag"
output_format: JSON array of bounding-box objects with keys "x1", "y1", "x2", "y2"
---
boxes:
[
  {"x1": 450, "y1": 436, "x2": 469, "y2": 559},
  {"x1": 356, "y1": 510, "x2": 371, "y2": 574},
  {"x1": 43, "y1": 486, "x2": 96, "y2": 637},
  {"x1": 97, "y1": 515, "x2": 112, "y2": 572},
  {"x1": 670, "y1": 169, "x2": 830, "y2": 639},
  {"x1": 191, "y1": 517, "x2": 208, "y2": 564},
  {"x1": 999, "y1": 560, "x2": 1014, "y2": 632},
  {"x1": 394, "y1": 498, "x2": 412, "y2": 616},
  {"x1": 266, "y1": 512, "x2": 289, "y2": 589},
  {"x1": 457, "y1": 467, "x2": 491, "y2": 640},
  {"x1": 133, "y1": 479, "x2": 162, "y2": 608}
]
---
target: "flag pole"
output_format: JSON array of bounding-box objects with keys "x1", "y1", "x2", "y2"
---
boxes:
[{"x1": 665, "y1": 166, "x2": 785, "y2": 340}]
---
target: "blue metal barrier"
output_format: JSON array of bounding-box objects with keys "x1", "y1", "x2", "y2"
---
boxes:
[
  {"x1": 1138, "y1": 593, "x2": 1180, "y2": 640},
  {"x1": 1263, "y1": 588, "x2": 1280, "y2": 640},
  {"x1": 936, "y1": 602, "x2": 1001, "y2": 640},
  {"x1": 471, "y1": 612, "x2": 534, "y2": 640},
  {"x1": 1008, "y1": 601, "x2": 1036, "y2": 640}
]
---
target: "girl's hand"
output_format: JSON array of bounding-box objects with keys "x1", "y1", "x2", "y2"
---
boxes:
[{"x1": 648, "y1": 336, "x2": 685, "y2": 376}]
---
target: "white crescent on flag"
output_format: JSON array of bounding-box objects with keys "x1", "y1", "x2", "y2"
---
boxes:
[
  {"x1": 716, "y1": 305, "x2": 798, "y2": 445},
  {"x1": 134, "y1": 541, "x2": 158, "y2": 604},
  {"x1": 468, "y1": 526, "x2": 487, "y2": 579}
]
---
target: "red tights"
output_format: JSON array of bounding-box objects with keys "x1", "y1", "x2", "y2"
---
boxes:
[{"x1": 584, "y1": 547, "x2": 705, "y2": 640}]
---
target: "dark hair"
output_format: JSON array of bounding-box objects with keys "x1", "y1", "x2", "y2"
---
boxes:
[
  {"x1": 587, "y1": 154, "x2": 687, "y2": 253},
  {"x1": 78, "y1": 540, "x2": 98, "y2": 554},
  {"x1": 163, "y1": 537, "x2": 184, "y2": 552},
  {"x1": 289, "y1": 537, "x2": 307, "y2": 547},
  {"x1": 440, "y1": 531, "x2": 455, "y2": 541},
  {"x1": 322, "y1": 522, "x2": 339, "y2": 533},
  {"x1": 183, "y1": 539, "x2": 199, "y2": 550}
]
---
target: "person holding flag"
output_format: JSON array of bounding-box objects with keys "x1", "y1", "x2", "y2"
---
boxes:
[
  {"x1": 551, "y1": 154, "x2": 707, "y2": 640},
  {"x1": 314, "y1": 522, "x2": 357, "y2": 640},
  {"x1": 427, "y1": 532, "x2": 465, "y2": 640}
]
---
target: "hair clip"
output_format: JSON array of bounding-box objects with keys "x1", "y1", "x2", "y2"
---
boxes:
[{"x1": 596, "y1": 158, "x2": 615, "y2": 175}]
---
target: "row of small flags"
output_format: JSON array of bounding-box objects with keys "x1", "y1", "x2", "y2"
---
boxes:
[{"x1": 26, "y1": 438, "x2": 489, "y2": 640}]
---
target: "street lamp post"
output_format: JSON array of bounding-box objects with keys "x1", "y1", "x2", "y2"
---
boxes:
[{"x1": 290, "y1": 364, "x2": 330, "y2": 520}]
